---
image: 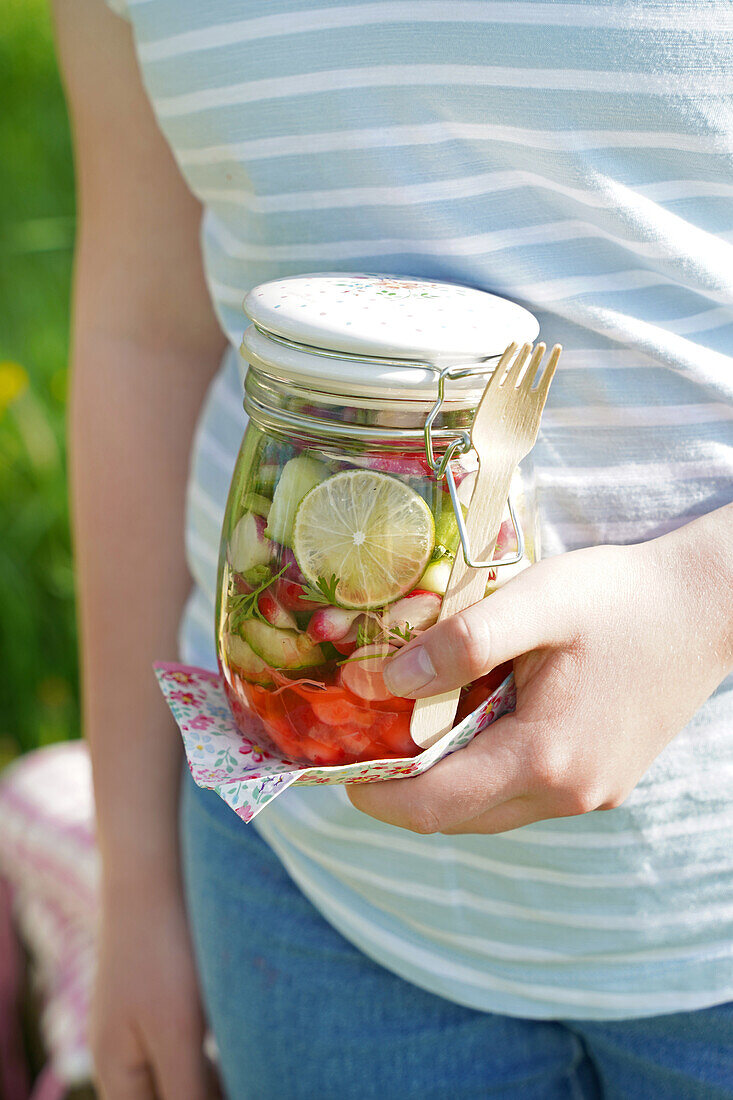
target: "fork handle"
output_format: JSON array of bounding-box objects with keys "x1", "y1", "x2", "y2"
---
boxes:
[{"x1": 409, "y1": 456, "x2": 515, "y2": 749}]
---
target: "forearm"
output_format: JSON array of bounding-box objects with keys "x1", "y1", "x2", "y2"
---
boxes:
[
  {"x1": 71, "y1": 332, "x2": 223, "y2": 891},
  {"x1": 55, "y1": 0, "x2": 227, "y2": 891}
]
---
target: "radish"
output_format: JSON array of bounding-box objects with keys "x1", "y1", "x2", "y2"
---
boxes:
[
  {"x1": 349, "y1": 450, "x2": 478, "y2": 482},
  {"x1": 494, "y1": 518, "x2": 518, "y2": 559},
  {"x1": 279, "y1": 547, "x2": 308, "y2": 583},
  {"x1": 331, "y1": 622, "x2": 360, "y2": 656},
  {"x1": 228, "y1": 513, "x2": 273, "y2": 574},
  {"x1": 230, "y1": 571, "x2": 253, "y2": 596},
  {"x1": 258, "y1": 590, "x2": 298, "y2": 632},
  {"x1": 340, "y1": 644, "x2": 397, "y2": 702},
  {"x1": 349, "y1": 452, "x2": 432, "y2": 478},
  {"x1": 307, "y1": 606, "x2": 361, "y2": 643},
  {"x1": 337, "y1": 729, "x2": 378, "y2": 757},
  {"x1": 275, "y1": 577, "x2": 323, "y2": 612},
  {"x1": 484, "y1": 554, "x2": 531, "y2": 594},
  {"x1": 383, "y1": 590, "x2": 441, "y2": 638},
  {"x1": 309, "y1": 690, "x2": 359, "y2": 727}
]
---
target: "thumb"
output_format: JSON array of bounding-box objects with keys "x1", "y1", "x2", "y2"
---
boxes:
[{"x1": 383, "y1": 557, "x2": 574, "y2": 698}]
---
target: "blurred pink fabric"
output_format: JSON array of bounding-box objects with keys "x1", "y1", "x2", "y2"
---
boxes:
[{"x1": 0, "y1": 742, "x2": 97, "y2": 1098}]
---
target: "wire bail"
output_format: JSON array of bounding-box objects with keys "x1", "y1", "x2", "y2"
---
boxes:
[{"x1": 423, "y1": 361, "x2": 526, "y2": 570}]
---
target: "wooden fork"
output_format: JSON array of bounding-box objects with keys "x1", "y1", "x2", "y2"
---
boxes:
[{"x1": 410, "y1": 340, "x2": 561, "y2": 749}]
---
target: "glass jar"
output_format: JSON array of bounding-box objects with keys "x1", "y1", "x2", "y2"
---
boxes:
[{"x1": 216, "y1": 274, "x2": 540, "y2": 766}]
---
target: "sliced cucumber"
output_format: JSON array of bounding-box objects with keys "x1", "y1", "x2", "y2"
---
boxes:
[
  {"x1": 433, "y1": 493, "x2": 467, "y2": 557},
  {"x1": 265, "y1": 454, "x2": 328, "y2": 548},
  {"x1": 419, "y1": 557, "x2": 453, "y2": 595},
  {"x1": 241, "y1": 492, "x2": 272, "y2": 520},
  {"x1": 255, "y1": 463, "x2": 280, "y2": 496},
  {"x1": 228, "y1": 512, "x2": 273, "y2": 574},
  {"x1": 223, "y1": 633, "x2": 274, "y2": 685},
  {"x1": 242, "y1": 619, "x2": 326, "y2": 670}
]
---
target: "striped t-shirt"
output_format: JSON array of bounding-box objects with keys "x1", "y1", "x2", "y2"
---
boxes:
[{"x1": 110, "y1": 0, "x2": 733, "y2": 1019}]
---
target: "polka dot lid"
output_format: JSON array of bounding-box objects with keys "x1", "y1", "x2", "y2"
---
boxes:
[{"x1": 242, "y1": 272, "x2": 539, "y2": 402}]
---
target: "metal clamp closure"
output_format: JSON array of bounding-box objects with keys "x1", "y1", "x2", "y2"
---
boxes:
[{"x1": 424, "y1": 362, "x2": 526, "y2": 570}]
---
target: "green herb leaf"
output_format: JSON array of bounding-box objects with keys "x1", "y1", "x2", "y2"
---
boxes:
[
  {"x1": 388, "y1": 621, "x2": 415, "y2": 644},
  {"x1": 336, "y1": 650, "x2": 390, "y2": 667},
  {"x1": 228, "y1": 564, "x2": 288, "y2": 633},
  {"x1": 300, "y1": 573, "x2": 341, "y2": 606},
  {"x1": 430, "y1": 543, "x2": 454, "y2": 563}
]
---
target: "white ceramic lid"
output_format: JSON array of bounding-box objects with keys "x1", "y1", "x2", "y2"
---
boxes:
[{"x1": 242, "y1": 272, "x2": 539, "y2": 401}]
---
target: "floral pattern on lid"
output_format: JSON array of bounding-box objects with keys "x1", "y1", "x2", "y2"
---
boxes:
[
  {"x1": 244, "y1": 272, "x2": 539, "y2": 368},
  {"x1": 155, "y1": 662, "x2": 516, "y2": 824}
]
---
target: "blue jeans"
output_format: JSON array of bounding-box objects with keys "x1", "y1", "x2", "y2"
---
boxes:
[{"x1": 180, "y1": 772, "x2": 733, "y2": 1099}]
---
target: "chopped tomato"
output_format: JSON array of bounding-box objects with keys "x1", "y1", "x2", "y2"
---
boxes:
[{"x1": 455, "y1": 661, "x2": 513, "y2": 723}]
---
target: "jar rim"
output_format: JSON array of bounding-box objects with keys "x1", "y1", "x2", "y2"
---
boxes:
[{"x1": 243, "y1": 323, "x2": 500, "y2": 406}]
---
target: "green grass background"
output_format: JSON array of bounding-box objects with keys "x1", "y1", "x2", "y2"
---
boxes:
[{"x1": 0, "y1": 0, "x2": 79, "y2": 765}]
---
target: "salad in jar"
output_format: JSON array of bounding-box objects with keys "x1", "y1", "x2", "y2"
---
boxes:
[{"x1": 217, "y1": 429, "x2": 524, "y2": 767}]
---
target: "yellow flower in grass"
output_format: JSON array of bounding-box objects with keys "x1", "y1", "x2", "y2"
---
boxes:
[{"x1": 0, "y1": 361, "x2": 29, "y2": 413}]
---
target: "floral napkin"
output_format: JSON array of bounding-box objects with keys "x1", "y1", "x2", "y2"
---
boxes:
[{"x1": 155, "y1": 663, "x2": 516, "y2": 823}]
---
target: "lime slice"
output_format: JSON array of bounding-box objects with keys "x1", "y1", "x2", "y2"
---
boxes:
[{"x1": 292, "y1": 470, "x2": 435, "y2": 609}]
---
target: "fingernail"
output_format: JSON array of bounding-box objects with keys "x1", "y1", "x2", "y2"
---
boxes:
[{"x1": 384, "y1": 646, "x2": 437, "y2": 696}]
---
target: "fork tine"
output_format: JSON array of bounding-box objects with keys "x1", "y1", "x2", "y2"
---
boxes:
[
  {"x1": 485, "y1": 340, "x2": 518, "y2": 391},
  {"x1": 533, "y1": 343, "x2": 562, "y2": 403},
  {"x1": 518, "y1": 342, "x2": 546, "y2": 391},
  {"x1": 502, "y1": 342, "x2": 533, "y2": 389}
]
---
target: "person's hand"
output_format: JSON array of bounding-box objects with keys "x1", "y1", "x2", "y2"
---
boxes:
[
  {"x1": 91, "y1": 874, "x2": 217, "y2": 1099},
  {"x1": 348, "y1": 513, "x2": 733, "y2": 835}
]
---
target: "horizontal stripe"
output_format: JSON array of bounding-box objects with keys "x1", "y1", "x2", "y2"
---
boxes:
[
  {"x1": 542, "y1": 402, "x2": 733, "y2": 429},
  {"x1": 537, "y1": 460, "x2": 731, "y2": 486},
  {"x1": 272, "y1": 824, "x2": 733, "y2": 931},
  {"x1": 185, "y1": 528, "x2": 218, "y2": 570},
  {"x1": 283, "y1": 795, "x2": 733, "y2": 892},
  {"x1": 547, "y1": 516, "x2": 713, "y2": 544},
  {"x1": 205, "y1": 217, "x2": 733, "y2": 284},
  {"x1": 188, "y1": 481, "x2": 225, "y2": 525},
  {"x1": 643, "y1": 179, "x2": 733, "y2": 202},
  {"x1": 210, "y1": 377, "x2": 245, "y2": 419},
  {"x1": 139, "y1": 2, "x2": 733, "y2": 62},
  {"x1": 183, "y1": 591, "x2": 216, "y2": 639},
  {"x1": 199, "y1": 174, "x2": 733, "y2": 213},
  {"x1": 206, "y1": 278, "x2": 246, "y2": 308},
  {"x1": 513, "y1": 269, "x2": 733, "y2": 306},
  {"x1": 386, "y1": 912, "x2": 733, "y2": 971},
  {"x1": 556, "y1": 348, "x2": 703, "y2": 369},
  {"x1": 264, "y1": 829, "x2": 733, "y2": 1013},
  {"x1": 178, "y1": 121, "x2": 727, "y2": 166},
  {"x1": 268, "y1": 816, "x2": 733, "y2": 971},
  {"x1": 665, "y1": 305, "x2": 733, "y2": 335},
  {"x1": 501, "y1": 810, "x2": 733, "y2": 848},
  {"x1": 156, "y1": 65, "x2": 731, "y2": 118},
  {"x1": 194, "y1": 431, "x2": 236, "y2": 474}
]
